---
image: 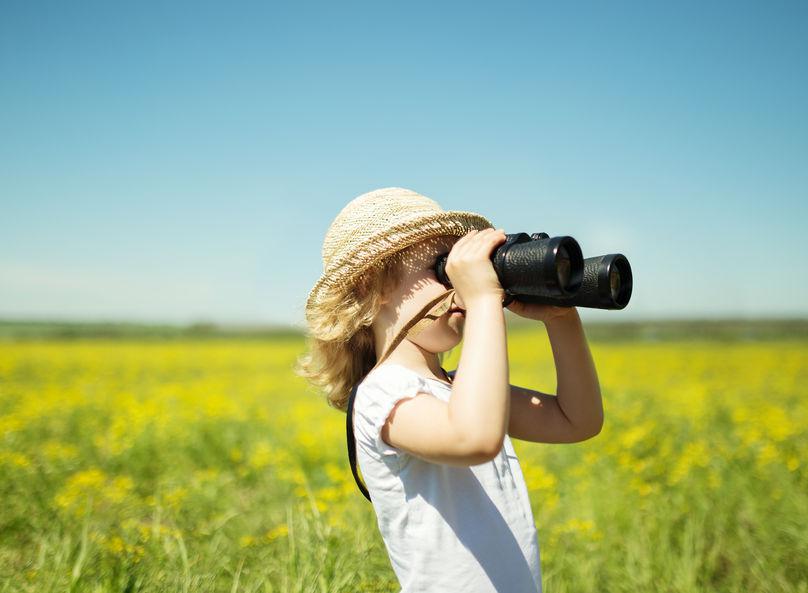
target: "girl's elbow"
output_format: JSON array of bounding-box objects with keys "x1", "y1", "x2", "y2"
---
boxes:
[
  {"x1": 594, "y1": 409, "x2": 605, "y2": 430},
  {"x1": 446, "y1": 415, "x2": 504, "y2": 465},
  {"x1": 455, "y1": 425, "x2": 504, "y2": 462},
  {"x1": 475, "y1": 432, "x2": 506, "y2": 461},
  {"x1": 582, "y1": 414, "x2": 604, "y2": 440}
]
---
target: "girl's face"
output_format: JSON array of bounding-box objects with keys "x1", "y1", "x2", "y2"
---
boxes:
[{"x1": 376, "y1": 235, "x2": 466, "y2": 355}]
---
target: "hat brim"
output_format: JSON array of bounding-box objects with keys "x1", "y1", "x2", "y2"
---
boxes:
[{"x1": 305, "y1": 209, "x2": 493, "y2": 319}]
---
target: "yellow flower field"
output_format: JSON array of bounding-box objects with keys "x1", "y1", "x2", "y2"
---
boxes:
[{"x1": 0, "y1": 330, "x2": 806, "y2": 592}]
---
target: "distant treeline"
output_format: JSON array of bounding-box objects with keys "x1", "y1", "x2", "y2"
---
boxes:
[
  {"x1": 0, "y1": 317, "x2": 806, "y2": 342},
  {"x1": 558, "y1": 318, "x2": 808, "y2": 342},
  {"x1": 0, "y1": 320, "x2": 300, "y2": 341}
]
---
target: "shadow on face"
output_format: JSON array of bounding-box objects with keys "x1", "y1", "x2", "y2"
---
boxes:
[
  {"x1": 374, "y1": 235, "x2": 465, "y2": 356},
  {"x1": 384, "y1": 235, "x2": 458, "y2": 307}
]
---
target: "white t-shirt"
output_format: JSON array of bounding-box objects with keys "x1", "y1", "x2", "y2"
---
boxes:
[{"x1": 353, "y1": 362, "x2": 542, "y2": 593}]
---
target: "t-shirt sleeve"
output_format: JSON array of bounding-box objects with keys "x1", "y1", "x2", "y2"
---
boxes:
[{"x1": 353, "y1": 366, "x2": 429, "y2": 458}]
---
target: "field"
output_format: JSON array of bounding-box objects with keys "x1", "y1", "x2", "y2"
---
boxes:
[{"x1": 1, "y1": 322, "x2": 806, "y2": 592}]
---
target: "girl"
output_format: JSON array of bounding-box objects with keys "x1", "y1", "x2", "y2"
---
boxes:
[{"x1": 297, "y1": 187, "x2": 603, "y2": 593}]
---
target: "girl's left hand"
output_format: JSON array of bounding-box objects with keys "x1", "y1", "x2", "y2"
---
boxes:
[{"x1": 505, "y1": 298, "x2": 578, "y2": 324}]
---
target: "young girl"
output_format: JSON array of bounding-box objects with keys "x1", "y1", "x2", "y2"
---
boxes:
[{"x1": 298, "y1": 187, "x2": 603, "y2": 593}]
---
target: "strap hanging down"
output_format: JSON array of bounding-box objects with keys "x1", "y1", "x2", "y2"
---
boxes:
[
  {"x1": 346, "y1": 382, "x2": 370, "y2": 501},
  {"x1": 347, "y1": 367, "x2": 457, "y2": 502}
]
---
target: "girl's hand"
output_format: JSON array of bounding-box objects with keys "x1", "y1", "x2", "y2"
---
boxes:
[
  {"x1": 445, "y1": 228, "x2": 508, "y2": 310},
  {"x1": 505, "y1": 299, "x2": 578, "y2": 324}
]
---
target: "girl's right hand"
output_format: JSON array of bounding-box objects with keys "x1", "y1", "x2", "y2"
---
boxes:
[{"x1": 445, "y1": 228, "x2": 508, "y2": 310}]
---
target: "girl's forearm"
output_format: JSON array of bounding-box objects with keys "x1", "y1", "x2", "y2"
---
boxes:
[
  {"x1": 449, "y1": 296, "x2": 510, "y2": 454},
  {"x1": 545, "y1": 308, "x2": 604, "y2": 435}
]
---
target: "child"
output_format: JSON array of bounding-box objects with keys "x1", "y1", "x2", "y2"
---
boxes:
[{"x1": 298, "y1": 187, "x2": 603, "y2": 593}]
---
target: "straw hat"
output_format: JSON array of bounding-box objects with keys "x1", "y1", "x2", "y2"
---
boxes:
[{"x1": 305, "y1": 187, "x2": 494, "y2": 322}]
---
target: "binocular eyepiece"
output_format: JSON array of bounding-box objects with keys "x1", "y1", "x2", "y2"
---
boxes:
[{"x1": 434, "y1": 232, "x2": 633, "y2": 310}]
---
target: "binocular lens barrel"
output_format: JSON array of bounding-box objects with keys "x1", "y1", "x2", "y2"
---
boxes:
[
  {"x1": 610, "y1": 265, "x2": 621, "y2": 300},
  {"x1": 609, "y1": 255, "x2": 632, "y2": 307},
  {"x1": 556, "y1": 244, "x2": 572, "y2": 289},
  {"x1": 513, "y1": 253, "x2": 633, "y2": 310},
  {"x1": 433, "y1": 230, "x2": 633, "y2": 311},
  {"x1": 496, "y1": 234, "x2": 584, "y2": 297}
]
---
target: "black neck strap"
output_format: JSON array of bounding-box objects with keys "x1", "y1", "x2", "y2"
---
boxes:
[{"x1": 347, "y1": 367, "x2": 457, "y2": 502}]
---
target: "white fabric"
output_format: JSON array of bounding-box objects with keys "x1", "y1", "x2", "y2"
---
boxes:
[{"x1": 353, "y1": 363, "x2": 542, "y2": 593}]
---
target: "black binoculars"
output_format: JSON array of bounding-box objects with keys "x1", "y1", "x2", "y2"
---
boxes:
[{"x1": 434, "y1": 232, "x2": 633, "y2": 310}]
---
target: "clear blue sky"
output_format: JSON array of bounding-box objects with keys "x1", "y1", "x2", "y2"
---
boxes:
[{"x1": 1, "y1": 1, "x2": 806, "y2": 328}]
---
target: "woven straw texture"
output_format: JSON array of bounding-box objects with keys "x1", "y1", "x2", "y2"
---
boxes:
[{"x1": 305, "y1": 187, "x2": 493, "y2": 320}]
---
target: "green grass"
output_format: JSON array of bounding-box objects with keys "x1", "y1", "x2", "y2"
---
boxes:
[{"x1": 0, "y1": 326, "x2": 806, "y2": 592}]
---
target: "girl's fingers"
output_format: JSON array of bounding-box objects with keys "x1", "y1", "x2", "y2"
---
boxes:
[
  {"x1": 470, "y1": 228, "x2": 505, "y2": 248},
  {"x1": 456, "y1": 228, "x2": 478, "y2": 243},
  {"x1": 452, "y1": 227, "x2": 504, "y2": 255},
  {"x1": 475, "y1": 229, "x2": 506, "y2": 255},
  {"x1": 451, "y1": 229, "x2": 479, "y2": 250}
]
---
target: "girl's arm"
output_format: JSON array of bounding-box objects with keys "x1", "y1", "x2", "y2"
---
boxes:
[
  {"x1": 382, "y1": 293, "x2": 509, "y2": 466},
  {"x1": 508, "y1": 308, "x2": 604, "y2": 443}
]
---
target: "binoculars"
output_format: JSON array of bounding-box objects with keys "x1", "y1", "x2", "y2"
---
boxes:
[{"x1": 434, "y1": 232, "x2": 633, "y2": 310}]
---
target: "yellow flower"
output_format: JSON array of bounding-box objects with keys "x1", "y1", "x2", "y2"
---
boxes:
[
  {"x1": 106, "y1": 536, "x2": 125, "y2": 555},
  {"x1": 248, "y1": 441, "x2": 274, "y2": 469},
  {"x1": 164, "y1": 486, "x2": 189, "y2": 509},
  {"x1": 41, "y1": 441, "x2": 79, "y2": 462},
  {"x1": 265, "y1": 524, "x2": 289, "y2": 541},
  {"x1": 0, "y1": 451, "x2": 31, "y2": 468},
  {"x1": 522, "y1": 465, "x2": 557, "y2": 492}
]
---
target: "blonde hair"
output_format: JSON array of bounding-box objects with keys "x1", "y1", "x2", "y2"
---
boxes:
[{"x1": 295, "y1": 243, "x2": 448, "y2": 412}]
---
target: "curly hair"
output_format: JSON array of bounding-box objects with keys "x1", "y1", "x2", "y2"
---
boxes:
[{"x1": 295, "y1": 243, "x2": 448, "y2": 413}]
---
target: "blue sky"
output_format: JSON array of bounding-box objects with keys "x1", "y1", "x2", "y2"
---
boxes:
[{"x1": 1, "y1": 1, "x2": 806, "y2": 328}]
